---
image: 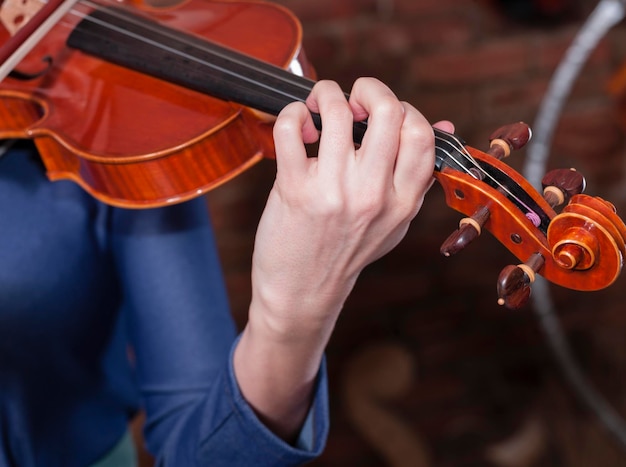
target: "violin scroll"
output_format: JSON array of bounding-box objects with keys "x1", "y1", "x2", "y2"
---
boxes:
[
  {"x1": 436, "y1": 122, "x2": 626, "y2": 309},
  {"x1": 496, "y1": 191, "x2": 626, "y2": 310},
  {"x1": 548, "y1": 194, "x2": 626, "y2": 271}
]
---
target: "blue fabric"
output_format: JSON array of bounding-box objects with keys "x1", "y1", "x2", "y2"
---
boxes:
[{"x1": 0, "y1": 144, "x2": 329, "y2": 466}]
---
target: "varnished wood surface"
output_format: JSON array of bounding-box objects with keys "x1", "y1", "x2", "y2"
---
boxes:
[{"x1": 0, "y1": 0, "x2": 307, "y2": 207}]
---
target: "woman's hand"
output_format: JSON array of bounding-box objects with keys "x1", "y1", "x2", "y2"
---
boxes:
[
  {"x1": 251, "y1": 77, "x2": 451, "y2": 335},
  {"x1": 234, "y1": 77, "x2": 453, "y2": 441}
]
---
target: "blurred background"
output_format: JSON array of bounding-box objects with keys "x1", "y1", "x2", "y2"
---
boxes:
[{"x1": 205, "y1": 0, "x2": 626, "y2": 465}]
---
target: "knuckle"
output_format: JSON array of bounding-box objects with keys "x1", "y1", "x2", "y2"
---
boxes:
[
  {"x1": 273, "y1": 114, "x2": 299, "y2": 138},
  {"x1": 374, "y1": 96, "x2": 404, "y2": 121},
  {"x1": 353, "y1": 76, "x2": 385, "y2": 91},
  {"x1": 403, "y1": 120, "x2": 434, "y2": 147},
  {"x1": 353, "y1": 76, "x2": 374, "y2": 88},
  {"x1": 360, "y1": 190, "x2": 382, "y2": 213},
  {"x1": 353, "y1": 188, "x2": 386, "y2": 220},
  {"x1": 315, "y1": 79, "x2": 341, "y2": 90},
  {"x1": 320, "y1": 190, "x2": 345, "y2": 215},
  {"x1": 323, "y1": 102, "x2": 354, "y2": 123}
]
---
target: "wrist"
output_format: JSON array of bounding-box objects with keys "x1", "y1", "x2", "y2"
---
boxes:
[
  {"x1": 247, "y1": 291, "x2": 339, "y2": 348},
  {"x1": 248, "y1": 266, "x2": 357, "y2": 343},
  {"x1": 234, "y1": 306, "x2": 329, "y2": 441}
]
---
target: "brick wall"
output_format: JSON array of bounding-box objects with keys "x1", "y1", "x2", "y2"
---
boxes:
[{"x1": 206, "y1": 1, "x2": 626, "y2": 465}]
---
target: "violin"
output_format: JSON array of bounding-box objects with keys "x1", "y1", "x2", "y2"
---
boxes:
[{"x1": 0, "y1": 0, "x2": 624, "y2": 308}]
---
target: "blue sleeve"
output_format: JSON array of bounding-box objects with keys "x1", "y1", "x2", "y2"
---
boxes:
[{"x1": 110, "y1": 197, "x2": 329, "y2": 466}]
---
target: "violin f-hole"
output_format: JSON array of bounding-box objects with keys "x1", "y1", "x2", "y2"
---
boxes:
[{"x1": 9, "y1": 54, "x2": 52, "y2": 80}]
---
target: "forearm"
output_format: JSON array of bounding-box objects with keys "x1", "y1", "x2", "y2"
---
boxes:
[{"x1": 233, "y1": 296, "x2": 337, "y2": 443}]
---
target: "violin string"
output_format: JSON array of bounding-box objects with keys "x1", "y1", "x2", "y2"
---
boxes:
[
  {"x1": 434, "y1": 132, "x2": 541, "y2": 224},
  {"x1": 49, "y1": 3, "x2": 317, "y2": 121},
  {"x1": 47, "y1": 0, "x2": 541, "y2": 221},
  {"x1": 57, "y1": 4, "x2": 466, "y2": 134},
  {"x1": 434, "y1": 132, "x2": 480, "y2": 178},
  {"x1": 75, "y1": 0, "x2": 318, "y2": 99},
  {"x1": 62, "y1": 3, "x2": 488, "y2": 163},
  {"x1": 38, "y1": 0, "x2": 313, "y2": 96}
]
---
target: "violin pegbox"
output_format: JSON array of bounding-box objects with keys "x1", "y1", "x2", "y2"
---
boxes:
[
  {"x1": 439, "y1": 122, "x2": 533, "y2": 257},
  {"x1": 436, "y1": 122, "x2": 626, "y2": 310}
]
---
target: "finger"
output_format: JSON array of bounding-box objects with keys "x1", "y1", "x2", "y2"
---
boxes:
[
  {"x1": 433, "y1": 120, "x2": 455, "y2": 134},
  {"x1": 348, "y1": 78, "x2": 405, "y2": 177},
  {"x1": 273, "y1": 101, "x2": 319, "y2": 182},
  {"x1": 306, "y1": 80, "x2": 356, "y2": 176},
  {"x1": 393, "y1": 102, "x2": 436, "y2": 200}
]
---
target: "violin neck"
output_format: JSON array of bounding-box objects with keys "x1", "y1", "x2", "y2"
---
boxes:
[
  {"x1": 68, "y1": 7, "x2": 314, "y2": 113},
  {"x1": 67, "y1": 6, "x2": 453, "y2": 168}
]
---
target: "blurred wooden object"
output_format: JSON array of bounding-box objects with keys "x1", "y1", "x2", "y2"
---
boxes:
[{"x1": 342, "y1": 342, "x2": 433, "y2": 467}]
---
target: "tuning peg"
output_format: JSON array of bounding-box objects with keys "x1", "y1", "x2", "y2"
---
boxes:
[
  {"x1": 541, "y1": 168, "x2": 586, "y2": 209},
  {"x1": 487, "y1": 122, "x2": 532, "y2": 160},
  {"x1": 440, "y1": 205, "x2": 490, "y2": 256},
  {"x1": 441, "y1": 123, "x2": 531, "y2": 257},
  {"x1": 497, "y1": 253, "x2": 545, "y2": 309}
]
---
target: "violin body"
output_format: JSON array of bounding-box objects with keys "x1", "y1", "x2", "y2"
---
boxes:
[
  {"x1": 0, "y1": 0, "x2": 312, "y2": 207},
  {"x1": 1, "y1": 0, "x2": 625, "y2": 305}
]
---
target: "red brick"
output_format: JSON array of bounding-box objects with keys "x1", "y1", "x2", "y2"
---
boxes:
[
  {"x1": 301, "y1": 33, "x2": 343, "y2": 68},
  {"x1": 409, "y1": 87, "x2": 474, "y2": 127},
  {"x1": 607, "y1": 27, "x2": 626, "y2": 59},
  {"x1": 393, "y1": 0, "x2": 476, "y2": 16},
  {"x1": 270, "y1": 0, "x2": 377, "y2": 22},
  {"x1": 411, "y1": 39, "x2": 531, "y2": 86},
  {"x1": 480, "y1": 77, "x2": 549, "y2": 124},
  {"x1": 405, "y1": 15, "x2": 476, "y2": 49},
  {"x1": 552, "y1": 101, "x2": 623, "y2": 161},
  {"x1": 532, "y1": 29, "x2": 614, "y2": 75}
]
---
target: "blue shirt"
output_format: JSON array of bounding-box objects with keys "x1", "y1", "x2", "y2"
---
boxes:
[{"x1": 0, "y1": 143, "x2": 328, "y2": 466}]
